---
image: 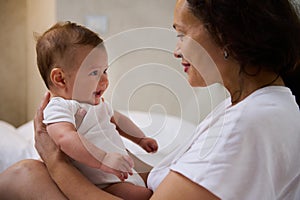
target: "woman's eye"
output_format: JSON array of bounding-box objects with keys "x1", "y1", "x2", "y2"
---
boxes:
[{"x1": 176, "y1": 33, "x2": 185, "y2": 41}]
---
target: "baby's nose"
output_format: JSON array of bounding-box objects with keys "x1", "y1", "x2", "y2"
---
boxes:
[{"x1": 98, "y1": 75, "x2": 108, "y2": 88}]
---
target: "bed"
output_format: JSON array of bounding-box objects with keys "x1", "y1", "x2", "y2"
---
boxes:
[{"x1": 0, "y1": 111, "x2": 196, "y2": 173}]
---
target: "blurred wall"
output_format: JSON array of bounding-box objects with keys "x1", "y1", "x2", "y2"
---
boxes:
[
  {"x1": 26, "y1": 0, "x2": 56, "y2": 121},
  {"x1": 0, "y1": 0, "x2": 227, "y2": 127},
  {"x1": 26, "y1": 0, "x2": 56, "y2": 124},
  {"x1": 56, "y1": 0, "x2": 228, "y2": 124},
  {"x1": 56, "y1": 0, "x2": 187, "y2": 120},
  {"x1": 0, "y1": 0, "x2": 55, "y2": 127},
  {"x1": 0, "y1": 0, "x2": 27, "y2": 127}
]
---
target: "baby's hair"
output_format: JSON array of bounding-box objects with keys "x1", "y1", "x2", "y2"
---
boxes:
[{"x1": 36, "y1": 21, "x2": 103, "y2": 89}]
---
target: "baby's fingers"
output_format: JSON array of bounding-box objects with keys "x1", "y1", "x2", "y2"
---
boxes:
[
  {"x1": 150, "y1": 142, "x2": 158, "y2": 152},
  {"x1": 144, "y1": 143, "x2": 158, "y2": 153},
  {"x1": 120, "y1": 156, "x2": 134, "y2": 175},
  {"x1": 123, "y1": 155, "x2": 134, "y2": 169},
  {"x1": 144, "y1": 145, "x2": 153, "y2": 153},
  {"x1": 104, "y1": 166, "x2": 128, "y2": 181},
  {"x1": 116, "y1": 171, "x2": 128, "y2": 181}
]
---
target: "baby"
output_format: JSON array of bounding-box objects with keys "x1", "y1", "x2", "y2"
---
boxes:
[{"x1": 36, "y1": 21, "x2": 158, "y2": 200}]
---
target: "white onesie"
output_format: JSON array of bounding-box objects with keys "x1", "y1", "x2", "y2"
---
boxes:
[{"x1": 43, "y1": 97, "x2": 145, "y2": 188}]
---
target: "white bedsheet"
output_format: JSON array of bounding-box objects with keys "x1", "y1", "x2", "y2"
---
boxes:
[{"x1": 0, "y1": 111, "x2": 196, "y2": 173}]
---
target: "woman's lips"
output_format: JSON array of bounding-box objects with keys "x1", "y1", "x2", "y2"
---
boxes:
[{"x1": 182, "y1": 62, "x2": 190, "y2": 73}]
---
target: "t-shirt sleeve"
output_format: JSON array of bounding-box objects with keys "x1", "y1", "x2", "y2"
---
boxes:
[
  {"x1": 168, "y1": 109, "x2": 272, "y2": 200},
  {"x1": 169, "y1": 122, "x2": 245, "y2": 199},
  {"x1": 43, "y1": 98, "x2": 79, "y2": 127}
]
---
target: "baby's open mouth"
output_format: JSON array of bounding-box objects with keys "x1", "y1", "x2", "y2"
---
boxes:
[{"x1": 94, "y1": 90, "x2": 102, "y2": 96}]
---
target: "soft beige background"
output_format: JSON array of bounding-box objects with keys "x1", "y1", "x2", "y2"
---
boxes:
[
  {"x1": 0, "y1": 0, "x2": 55, "y2": 127},
  {"x1": 0, "y1": 0, "x2": 227, "y2": 127}
]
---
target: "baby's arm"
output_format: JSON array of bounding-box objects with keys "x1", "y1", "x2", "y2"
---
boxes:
[
  {"x1": 112, "y1": 111, "x2": 158, "y2": 153},
  {"x1": 47, "y1": 122, "x2": 105, "y2": 168},
  {"x1": 46, "y1": 122, "x2": 133, "y2": 180}
]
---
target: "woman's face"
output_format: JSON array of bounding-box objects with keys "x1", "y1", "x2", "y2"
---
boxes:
[{"x1": 173, "y1": 0, "x2": 224, "y2": 87}]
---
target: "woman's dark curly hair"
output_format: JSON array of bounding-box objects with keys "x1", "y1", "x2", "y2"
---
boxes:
[{"x1": 186, "y1": 0, "x2": 300, "y2": 104}]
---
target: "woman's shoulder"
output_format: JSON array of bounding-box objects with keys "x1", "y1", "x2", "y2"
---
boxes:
[{"x1": 226, "y1": 86, "x2": 300, "y2": 137}]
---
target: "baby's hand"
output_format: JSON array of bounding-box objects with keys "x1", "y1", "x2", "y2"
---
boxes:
[
  {"x1": 100, "y1": 152, "x2": 134, "y2": 181},
  {"x1": 138, "y1": 137, "x2": 158, "y2": 153}
]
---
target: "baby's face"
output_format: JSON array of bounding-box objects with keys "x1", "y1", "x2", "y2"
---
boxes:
[{"x1": 71, "y1": 45, "x2": 109, "y2": 105}]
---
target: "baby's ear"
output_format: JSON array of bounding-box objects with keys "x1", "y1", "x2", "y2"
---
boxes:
[{"x1": 50, "y1": 68, "x2": 66, "y2": 88}]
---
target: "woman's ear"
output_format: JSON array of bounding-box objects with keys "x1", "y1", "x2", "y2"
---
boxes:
[{"x1": 50, "y1": 68, "x2": 66, "y2": 88}]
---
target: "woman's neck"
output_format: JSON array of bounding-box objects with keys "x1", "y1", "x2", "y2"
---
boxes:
[{"x1": 228, "y1": 68, "x2": 284, "y2": 104}]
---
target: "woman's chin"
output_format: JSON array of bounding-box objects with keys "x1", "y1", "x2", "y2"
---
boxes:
[{"x1": 189, "y1": 79, "x2": 206, "y2": 87}]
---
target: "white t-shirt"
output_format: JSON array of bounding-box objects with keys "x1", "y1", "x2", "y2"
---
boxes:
[
  {"x1": 43, "y1": 97, "x2": 145, "y2": 188},
  {"x1": 148, "y1": 86, "x2": 300, "y2": 200}
]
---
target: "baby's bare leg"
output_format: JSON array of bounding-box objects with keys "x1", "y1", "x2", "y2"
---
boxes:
[
  {"x1": 104, "y1": 182, "x2": 152, "y2": 200},
  {"x1": 0, "y1": 159, "x2": 67, "y2": 200},
  {"x1": 126, "y1": 150, "x2": 152, "y2": 185}
]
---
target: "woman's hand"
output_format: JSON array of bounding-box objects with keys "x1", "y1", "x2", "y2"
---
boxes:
[
  {"x1": 34, "y1": 92, "x2": 64, "y2": 165},
  {"x1": 34, "y1": 92, "x2": 87, "y2": 165},
  {"x1": 33, "y1": 92, "x2": 120, "y2": 200}
]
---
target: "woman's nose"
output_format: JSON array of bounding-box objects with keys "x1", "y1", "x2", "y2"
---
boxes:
[{"x1": 173, "y1": 45, "x2": 182, "y2": 58}]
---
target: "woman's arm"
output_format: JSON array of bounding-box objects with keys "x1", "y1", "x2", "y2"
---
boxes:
[
  {"x1": 46, "y1": 155, "x2": 121, "y2": 200},
  {"x1": 33, "y1": 92, "x2": 121, "y2": 200},
  {"x1": 38, "y1": 94, "x2": 217, "y2": 199},
  {"x1": 150, "y1": 171, "x2": 220, "y2": 200}
]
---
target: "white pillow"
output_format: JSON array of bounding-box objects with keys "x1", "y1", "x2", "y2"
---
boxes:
[
  {"x1": 0, "y1": 111, "x2": 196, "y2": 172},
  {"x1": 16, "y1": 120, "x2": 36, "y2": 145},
  {"x1": 120, "y1": 111, "x2": 196, "y2": 166},
  {"x1": 0, "y1": 120, "x2": 38, "y2": 173}
]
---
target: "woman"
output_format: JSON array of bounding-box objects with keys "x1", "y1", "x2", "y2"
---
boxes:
[{"x1": 1, "y1": 0, "x2": 300, "y2": 199}]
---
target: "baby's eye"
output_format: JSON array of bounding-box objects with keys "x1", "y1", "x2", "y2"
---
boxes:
[
  {"x1": 103, "y1": 68, "x2": 108, "y2": 74},
  {"x1": 89, "y1": 70, "x2": 99, "y2": 76}
]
